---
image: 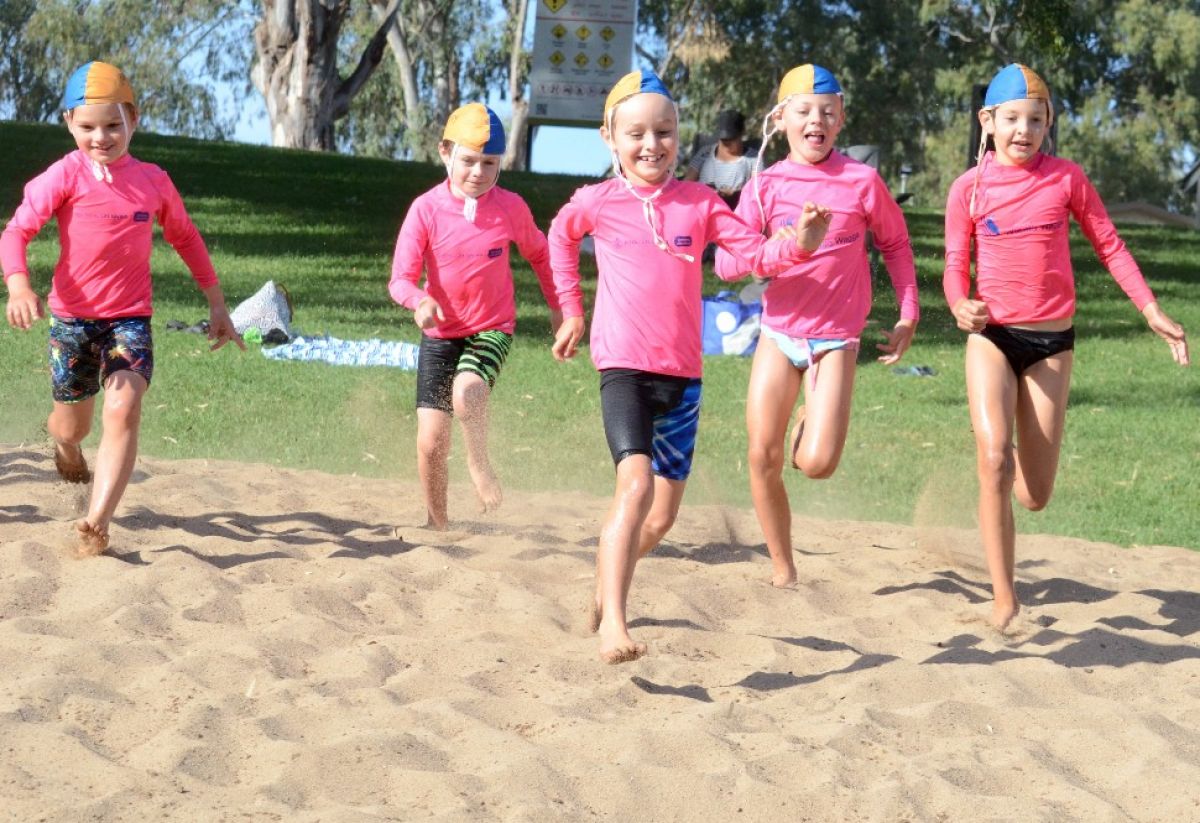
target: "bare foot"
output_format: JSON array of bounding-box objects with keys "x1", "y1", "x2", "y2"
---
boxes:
[
  {"x1": 470, "y1": 464, "x2": 503, "y2": 513},
  {"x1": 74, "y1": 519, "x2": 109, "y2": 557},
  {"x1": 597, "y1": 620, "x2": 647, "y2": 664},
  {"x1": 771, "y1": 569, "x2": 798, "y2": 588},
  {"x1": 423, "y1": 514, "x2": 449, "y2": 531},
  {"x1": 54, "y1": 443, "x2": 90, "y2": 484},
  {"x1": 990, "y1": 600, "x2": 1020, "y2": 631},
  {"x1": 788, "y1": 406, "x2": 807, "y2": 471}
]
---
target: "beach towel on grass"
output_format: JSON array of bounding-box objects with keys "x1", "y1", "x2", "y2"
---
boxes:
[{"x1": 262, "y1": 335, "x2": 419, "y2": 369}]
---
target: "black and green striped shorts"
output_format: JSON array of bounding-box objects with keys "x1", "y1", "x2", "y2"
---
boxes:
[{"x1": 416, "y1": 330, "x2": 513, "y2": 413}]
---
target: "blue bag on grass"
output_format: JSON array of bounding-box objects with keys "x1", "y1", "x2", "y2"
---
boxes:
[{"x1": 702, "y1": 291, "x2": 761, "y2": 356}]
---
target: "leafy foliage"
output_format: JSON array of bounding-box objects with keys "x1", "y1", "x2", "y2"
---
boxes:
[{"x1": 0, "y1": 0, "x2": 254, "y2": 139}]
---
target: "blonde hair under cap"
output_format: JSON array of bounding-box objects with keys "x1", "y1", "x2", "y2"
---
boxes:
[
  {"x1": 969, "y1": 63, "x2": 1054, "y2": 217},
  {"x1": 62, "y1": 61, "x2": 137, "y2": 183},
  {"x1": 751, "y1": 64, "x2": 843, "y2": 225},
  {"x1": 601, "y1": 70, "x2": 693, "y2": 263},
  {"x1": 441, "y1": 102, "x2": 506, "y2": 223}
]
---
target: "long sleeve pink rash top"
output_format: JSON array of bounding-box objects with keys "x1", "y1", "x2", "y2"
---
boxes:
[
  {"x1": 549, "y1": 177, "x2": 812, "y2": 378},
  {"x1": 389, "y1": 181, "x2": 559, "y2": 338},
  {"x1": 943, "y1": 152, "x2": 1154, "y2": 324},
  {"x1": 0, "y1": 150, "x2": 218, "y2": 319},
  {"x1": 716, "y1": 150, "x2": 919, "y2": 338}
]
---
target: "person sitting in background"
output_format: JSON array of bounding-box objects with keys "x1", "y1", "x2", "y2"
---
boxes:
[{"x1": 685, "y1": 109, "x2": 756, "y2": 209}]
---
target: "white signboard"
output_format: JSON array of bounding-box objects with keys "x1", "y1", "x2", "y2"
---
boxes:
[{"x1": 529, "y1": 0, "x2": 638, "y2": 125}]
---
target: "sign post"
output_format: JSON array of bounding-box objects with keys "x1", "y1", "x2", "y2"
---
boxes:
[{"x1": 527, "y1": 0, "x2": 638, "y2": 166}]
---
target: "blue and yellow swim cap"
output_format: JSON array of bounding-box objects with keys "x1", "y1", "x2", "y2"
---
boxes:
[
  {"x1": 984, "y1": 63, "x2": 1053, "y2": 122},
  {"x1": 777, "y1": 64, "x2": 842, "y2": 103},
  {"x1": 62, "y1": 61, "x2": 135, "y2": 111},
  {"x1": 443, "y1": 103, "x2": 506, "y2": 155},
  {"x1": 603, "y1": 69, "x2": 673, "y2": 126}
]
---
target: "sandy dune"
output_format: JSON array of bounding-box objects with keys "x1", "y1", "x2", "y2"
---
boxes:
[{"x1": 1, "y1": 444, "x2": 1198, "y2": 821}]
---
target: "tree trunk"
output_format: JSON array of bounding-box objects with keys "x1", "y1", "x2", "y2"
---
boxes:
[
  {"x1": 501, "y1": 0, "x2": 531, "y2": 171},
  {"x1": 252, "y1": 0, "x2": 399, "y2": 151}
]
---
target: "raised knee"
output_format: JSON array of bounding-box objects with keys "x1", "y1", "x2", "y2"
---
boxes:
[
  {"x1": 798, "y1": 454, "x2": 839, "y2": 480},
  {"x1": 52, "y1": 414, "x2": 91, "y2": 443},
  {"x1": 1017, "y1": 484, "x2": 1054, "y2": 512},
  {"x1": 452, "y1": 379, "x2": 488, "y2": 414}
]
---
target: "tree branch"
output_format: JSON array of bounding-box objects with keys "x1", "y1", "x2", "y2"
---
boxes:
[{"x1": 332, "y1": 0, "x2": 401, "y2": 120}]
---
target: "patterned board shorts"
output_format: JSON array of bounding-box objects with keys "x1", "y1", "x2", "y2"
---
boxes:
[
  {"x1": 49, "y1": 315, "x2": 154, "y2": 403},
  {"x1": 599, "y1": 369, "x2": 703, "y2": 481},
  {"x1": 416, "y1": 329, "x2": 513, "y2": 413}
]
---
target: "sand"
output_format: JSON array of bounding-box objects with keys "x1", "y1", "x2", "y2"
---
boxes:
[{"x1": 1, "y1": 443, "x2": 1198, "y2": 821}]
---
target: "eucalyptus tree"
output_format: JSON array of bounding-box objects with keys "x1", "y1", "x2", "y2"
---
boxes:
[{"x1": 0, "y1": 0, "x2": 252, "y2": 139}]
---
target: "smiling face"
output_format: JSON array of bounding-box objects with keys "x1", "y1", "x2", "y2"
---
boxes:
[
  {"x1": 602, "y1": 92, "x2": 678, "y2": 187},
  {"x1": 981, "y1": 98, "x2": 1048, "y2": 166},
  {"x1": 439, "y1": 142, "x2": 500, "y2": 199},
  {"x1": 65, "y1": 102, "x2": 136, "y2": 165},
  {"x1": 776, "y1": 93, "x2": 844, "y2": 165}
]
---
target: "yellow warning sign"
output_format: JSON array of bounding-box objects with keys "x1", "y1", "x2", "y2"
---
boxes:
[
  {"x1": 575, "y1": 25, "x2": 591, "y2": 40},
  {"x1": 600, "y1": 26, "x2": 615, "y2": 41},
  {"x1": 543, "y1": 0, "x2": 566, "y2": 12},
  {"x1": 574, "y1": 52, "x2": 589, "y2": 68},
  {"x1": 552, "y1": 23, "x2": 567, "y2": 39},
  {"x1": 549, "y1": 50, "x2": 565, "y2": 67},
  {"x1": 598, "y1": 53, "x2": 613, "y2": 69}
]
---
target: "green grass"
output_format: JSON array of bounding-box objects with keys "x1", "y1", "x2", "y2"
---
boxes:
[{"x1": 1, "y1": 120, "x2": 1197, "y2": 549}]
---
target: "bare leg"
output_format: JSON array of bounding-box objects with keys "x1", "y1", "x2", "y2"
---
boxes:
[
  {"x1": 76, "y1": 371, "x2": 147, "y2": 556},
  {"x1": 586, "y1": 474, "x2": 685, "y2": 633},
  {"x1": 792, "y1": 349, "x2": 857, "y2": 480},
  {"x1": 416, "y1": 407, "x2": 452, "y2": 529},
  {"x1": 964, "y1": 336, "x2": 1020, "y2": 628},
  {"x1": 637, "y1": 475, "x2": 687, "y2": 557},
  {"x1": 1013, "y1": 353, "x2": 1073, "y2": 511},
  {"x1": 595, "y1": 454, "x2": 656, "y2": 663},
  {"x1": 746, "y1": 337, "x2": 804, "y2": 586},
  {"x1": 453, "y1": 372, "x2": 502, "y2": 513},
  {"x1": 48, "y1": 397, "x2": 95, "y2": 483}
]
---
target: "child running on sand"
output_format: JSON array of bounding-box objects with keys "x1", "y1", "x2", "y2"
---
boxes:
[
  {"x1": 716, "y1": 64, "x2": 920, "y2": 587},
  {"x1": 1, "y1": 61, "x2": 243, "y2": 557},
  {"x1": 549, "y1": 70, "x2": 832, "y2": 663},
  {"x1": 389, "y1": 103, "x2": 562, "y2": 529},
  {"x1": 944, "y1": 63, "x2": 1189, "y2": 629}
]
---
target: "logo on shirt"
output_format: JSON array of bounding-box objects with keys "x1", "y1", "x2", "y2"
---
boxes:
[
  {"x1": 673, "y1": 235, "x2": 693, "y2": 248},
  {"x1": 981, "y1": 216, "x2": 1064, "y2": 237},
  {"x1": 133, "y1": 211, "x2": 150, "y2": 223},
  {"x1": 487, "y1": 247, "x2": 503, "y2": 259}
]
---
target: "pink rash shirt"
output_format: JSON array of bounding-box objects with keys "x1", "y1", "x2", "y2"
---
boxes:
[
  {"x1": 0, "y1": 150, "x2": 218, "y2": 319},
  {"x1": 549, "y1": 177, "x2": 811, "y2": 378},
  {"x1": 944, "y1": 151, "x2": 1154, "y2": 324},
  {"x1": 716, "y1": 150, "x2": 919, "y2": 338},
  {"x1": 389, "y1": 181, "x2": 559, "y2": 338}
]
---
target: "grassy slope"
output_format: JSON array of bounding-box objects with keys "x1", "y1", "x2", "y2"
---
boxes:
[{"x1": 1, "y1": 120, "x2": 1196, "y2": 548}]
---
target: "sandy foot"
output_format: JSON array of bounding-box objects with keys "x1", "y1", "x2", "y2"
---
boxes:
[{"x1": 54, "y1": 443, "x2": 90, "y2": 484}]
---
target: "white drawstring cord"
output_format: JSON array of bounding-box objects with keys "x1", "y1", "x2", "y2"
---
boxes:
[
  {"x1": 87, "y1": 104, "x2": 133, "y2": 184},
  {"x1": 605, "y1": 98, "x2": 694, "y2": 263}
]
